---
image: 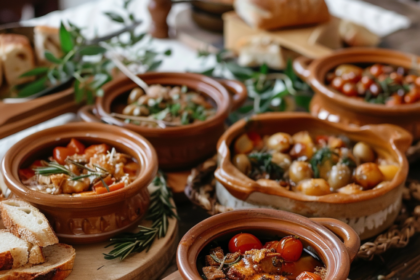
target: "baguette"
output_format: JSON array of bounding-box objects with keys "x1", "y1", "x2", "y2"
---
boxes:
[
  {"x1": 0, "y1": 244, "x2": 75, "y2": 280},
  {"x1": 234, "y1": 0, "x2": 330, "y2": 30},
  {"x1": 339, "y1": 20, "x2": 380, "y2": 47},
  {"x1": 34, "y1": 26, "x2": 62, "y2": 65},
  {"x1": 0, "y1": 34, "x2": 35, "y2": 85},
  {"x1": 0, "y1": 200, "x2": 58, "y2": 247},
  {"x1": 28, "y1": 245, "x2": 45, "y2": 265},
  {"x1": 0, "y1": 230, "x2": 30, "y2": 270}
]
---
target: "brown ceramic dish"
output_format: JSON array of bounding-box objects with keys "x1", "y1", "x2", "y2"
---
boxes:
[
  {"x1": 215, "y1": 113, "x2": 412, "y2": 240},
  {"x1": 293, "y1": 48, "x2": 420, "y2": 140},
  {"x1": 78, "y1": 72, "x2": 247, "y2": 170},
  {"x1": 177, "y1": 209, "x2": 360, "y2": 280},
  {"x1": 1, "y1": 122, "x2": 158, "y2": 244}
]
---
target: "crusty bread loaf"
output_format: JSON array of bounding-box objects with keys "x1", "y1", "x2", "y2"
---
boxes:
[
  {"x1": 0, "y1": 200, "x2": 58, "y2": 247},
  {"x1": 0, "y1": 34, "x2": 35, "y2": 85},
  {"x1": 0, "y1": 230, "x2": 30, "y2": 270},
  {"x1": 34, "y1": 26, "x2": 62, "y2": 65},
  {"x1": 234, "y1": 0, "x2": 330, "y2": 30},
  {"x1": 0, "y1": 244, "x2": 75, "y2": 280},
  {"x1": 339, "y1": 20, "x2": 380, "y2": 47}
]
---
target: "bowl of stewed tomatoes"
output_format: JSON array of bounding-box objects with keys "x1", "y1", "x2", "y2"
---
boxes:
[
  {"x1": 177, "y1": 209, "x2": 360, "y2": 280},
  {"x1": 293, "y1": 48, "x2": 420, "y2": 140},
  {"x1": 1, "y1": 122, "x2": 158, "y2": 244},
  {"x1": 215, "y1": 113, "x2": 412, "y2": 240}
]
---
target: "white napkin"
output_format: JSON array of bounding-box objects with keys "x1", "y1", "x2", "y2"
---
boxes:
[{"x1": 325, "y1": 0, "x2": 411, "y2": 37}]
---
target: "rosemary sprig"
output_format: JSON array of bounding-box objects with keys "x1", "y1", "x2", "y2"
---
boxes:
[
  {"x1": 104, "y1": 171, "x2": 178, "y2": 260},
  {"x1": 248, "y1": 152, "x2": 283, "y2": 180},
  {"x1": 310, "y1": 147, "x2": 338, "y2": 178},
  {"x1": 34, "y1": 163, "x2": 73, "y2": 177}
]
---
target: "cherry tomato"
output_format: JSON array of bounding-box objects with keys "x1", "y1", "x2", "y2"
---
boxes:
[
  {"x1": 67, "y1": 138, "x2": 85, "y2": 154},
  {"x1": 386, "y1": 94, "x2": 403, "y2": 106},
  {"x1": 85, "y1": 144, "x2": 111, "y2": 159},
  {"x1": 247, "y1": 132, "x2": 263, "y2": 149},
  {"x1": 404, "y1": 74, "x2": 417, "y2": 84},
  {"x1": 389, "y1": 72, "x2": 403, "y2": 84},
  {"x1": 369, "y1": 83, "x2": 381, "y2": 96},
  {"x1": 369, "y1": 64, "x2": 384, "y2": 77},
  {"x1": 342, "y1": 82, "x2": 357, "y2": 97},
  {"x1": 228, "y1": 233, "x2": 262, "y2": 253},
  {"x1": 296, "y1": 272, "x2": 322, "y2": 280},
  {"x1": 278, "y1": 236, "x2": 303, "y2": 262},
  {"x1": 53, "y1": 147, "x2": 74, "y2": 165},
  {"x1": 361, "y1": 76, "x2": 374, "y2": 88},
  {"x1": 331, "y1": 77, "x2": 344, "y2": 91}
]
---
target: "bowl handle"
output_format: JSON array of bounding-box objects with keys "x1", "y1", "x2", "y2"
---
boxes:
[
  {"x1": 310, "y1": 218, "x2": 360, "y2": 262},
  {"x1": 219, "y1": 79, "x2": 248, "y2": 112},
  {"x1": 293, "y1": 56, "x2": 314, "y2": 82},
  {"x1": 78, "y1": 105, "x2": 102, "y2": 123}
]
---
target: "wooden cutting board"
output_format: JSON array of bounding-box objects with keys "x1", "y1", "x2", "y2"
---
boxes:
[
  {"x1": 163, "y1": 271, "x2": 182, "y2": 280},
  {"x1": 67, "y1": 217, "x2": 178, "y2": 280}
]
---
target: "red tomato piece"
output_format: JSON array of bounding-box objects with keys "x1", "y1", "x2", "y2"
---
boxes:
[
  {"x1": 282, "y1": 255, "x2": 323, "y2": 279},
  {"x1": 228, "y1": 233, "x2": 262, "y2": 253},
  {"x1": 84, "y1": 144, "x2": 111, "y2": 159},
  {"x1": 247, "y1": 132, "x2": 263, "y2": 148},
  {"x1": 263, "y1": 241, "x2": 280, "y2": 251},
  {"x1": 369, "y1": 64, "x2": 384, "y2": 77},
  {"x1": 278, "y1": 236, "x2": 303, "y2": 262},
  {"x1": 19, "y1": 168, "x2": 35, "y2": 181},
  {"x1": 315, "y1": 135, "x2": 329, "y2": 145},
  {"x1": 296, "y1": 272, "x2": 322, "y2": 280},
  {"x1": 53, "y1": 147, "x2": 75, "y2": 165},
  {"x1": 30, "y1": 160, "x2": 45, "y2": 169},
  {"x1": 67, "y1": 138, "x2": 86, "y2": 154}
]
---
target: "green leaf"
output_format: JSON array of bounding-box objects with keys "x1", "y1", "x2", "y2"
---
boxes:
[
  {"x1": 237, "y1": 105, "x2": 253, "y2": 114},
  {"x1": 20, "y1": 67, "x2": 49, "y2": 78},
  {"x1": 294, "y1": 95, "x2": 312, "y2": 112},
  {"x1": 44, "y1": 51, "x2": 62, "y2": 64},
  {"x1": 129, "y1": 13, "x2": 135, "y2": 21},
  {"x1": 164, "y1": 49, "x2": 172, "y2": 56},
  {"x1": 196, "y1": 67, "x2": 215, "y2": 77},
  {"x1": 260, "y1": 63, "x2": 268, "y2": 74},
  {"x1": 104, "y1": 12, "x2": 125, "y2": 23},
  {"x1": 59, "y1": 22, "x2": 74, "y2": 54},
  {"x1": 17, "y1": 77, "x2": 48, "y2": 97},
  {"x1": 78, "y1": 46, "x2": 107, "y2": 56},
  {"x1": 285, "y1": 58, "x2": 297, "y2": 82},
  {"x1": 86, "y1": 89, "x2": 95, "y2": 105},
  {"x1": 147, "y1": 60, "x2": 162, "y2": 71},
  {"x1": 131, "y1": 33, "x2": 146, "y2": 45},
  {"x1": 64, "y1": 61, "x2": 75, "y2": 76},
  {"x1": 90, "y1": 73, "x2": 111, "y2": 89},
  {"x1": 124, "y1": 0, "x2": 133, "y2": 9},
  {"x1": 74, "y1": 79, "x2": 84, "y2": 103},
  {"x1": 225, "y1": 62, "x2": 254, "y2": 81}
]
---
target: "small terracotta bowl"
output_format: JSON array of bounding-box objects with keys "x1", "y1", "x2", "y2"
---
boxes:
[
  {"x1": 177, "y1": 209, "x2": 360, "y2": 280},
  {"x1": 293, "y1": 48, "x2": 420, "y2": 140},
  {"x1": 1, "y1": 122, "x2": 158, "y2": 244},
  {"x1": 78, "y1": 72, "x2": 247, "y2": 171},
  {"x1": 215, "y1": 113, "x2": 412, "y2": 240}
]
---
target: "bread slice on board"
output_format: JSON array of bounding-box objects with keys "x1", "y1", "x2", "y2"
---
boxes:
[
  {"x1": 0, "y1": 244, "x2": 75, "y2": 280},
  {"x1": 28, "y1": 245, "x2": 45, "y2": 265},
  {"x1": 0, "y1": 34, "x2": 35, "y2": 85},
  {"x1": 0, "y1": 230, "x2": 30, "y2": 270},
  {"x1": 0, "y1": 200, "x2": 58, "y2": 247}
]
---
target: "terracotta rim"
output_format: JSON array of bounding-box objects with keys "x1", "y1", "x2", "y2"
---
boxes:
[
  {"x1": 297, "y1": 48, "x2": 420, "y2": 115},
  {"x1": 177, "y1": 209, "x2": 359, "y2": 280},
  {"x1": 215, "y1": 112, "x2": 412, "y2": 204},
  {"x1": 1, "y1": 122, "x2": 158, "y2": 208},
  {"x1": 94, "y1": 72, "x2": 246, "y2": 136}
]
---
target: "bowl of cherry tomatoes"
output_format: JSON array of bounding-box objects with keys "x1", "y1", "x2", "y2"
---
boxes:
[
  {"x1": 293, "y1": 48, "x2": 420, "y2": 140},
  {"x1": 215, "y1": 113, "x2": 412, "y2": 240},
  {"x1": 177, "y1": 209, "x2": 360, "y2": 280}
]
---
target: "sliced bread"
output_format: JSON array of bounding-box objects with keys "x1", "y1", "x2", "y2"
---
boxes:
[
  {"x1": 0, "y1": 230, "x2": 30, "y2": 270},
  {"x1": 0, "y1": 200, "x2": 58, "y2": 247},
  {"x1": 28, "y1": 245, "x2": 45, "y2": 265},
  {"x1": 0, "y1": 244, "x2": 75, "y2": 280}
]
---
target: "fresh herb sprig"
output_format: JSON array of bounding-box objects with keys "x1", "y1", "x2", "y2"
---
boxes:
[
  {"x1": 18, "y1": 0, "x2": 171, "y2": 102},
  {"x1": 195, "y1": 50, "x2": 313, "y2": 119},
  {"x1": 104, "y1": 171, "x2": 178, "y2": 260},
  {"x1": 248, "y1": 152, "x2": 283, "y2": 180},
  {"x1": 309, "y1": 147, "x2": 338, "y2": 178}
]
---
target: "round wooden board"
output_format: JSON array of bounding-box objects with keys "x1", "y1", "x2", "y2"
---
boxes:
[{"x1": 67, "y1": 217, "x2": 178, "y2": 280}]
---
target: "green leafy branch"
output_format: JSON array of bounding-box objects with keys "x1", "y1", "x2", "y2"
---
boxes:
[{"x1": 104, "y1": 171, "x2": 178, "y2": 260}]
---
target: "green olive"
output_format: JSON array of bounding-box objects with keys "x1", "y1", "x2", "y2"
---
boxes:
[
  {"x1": 289, "y1": 161, "x2": 313, "y2": 184},
  {"x1": 353, "y1": 142, "x2": 375, "y2": 163},
  {"x1": 267, "y1": 133, "x2": 293, "y2": 152},
  {"x1": 128, "y1": 87, "x2": 144, "y2": 104},
  {"x1": 297, "y1": 179, "x2": 331, "y2": 196},
  {"x1": 328, "y1": 164, "x2": 351, "y2": 190},
  {"x1": 233, "y1": 154, "x2": 251, "y2": 175},
  {"x1": 354, "y1": 163, "x2": 384, "y2": 189}
]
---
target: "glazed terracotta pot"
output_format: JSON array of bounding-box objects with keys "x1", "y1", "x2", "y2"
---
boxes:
[
  {"x1": 1, "y1": 122, "x2": 158, "y2": 244},
  {"x1": 78, "y1": 72, "x2": 247, "y2": 171},
  {"x1": 215, "y1": 113, "x2": 412, "y2": 240},
  {"x1": 293, "y1": 48, "x2": 420, "y2": 140},
  {"x1": 177, "y1": 209, "x2": 360, "y2": 280}
]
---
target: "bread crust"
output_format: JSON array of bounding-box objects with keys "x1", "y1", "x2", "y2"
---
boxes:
[
  {"x1": 0, "y1": 200, "x2": 59, "y2": 247},
  {"x1": 0, "y1": 252, "x2": 13, "y2": 271},
  {"x1": 235, "y1": 0, "x2": 330, "y2": 30}
]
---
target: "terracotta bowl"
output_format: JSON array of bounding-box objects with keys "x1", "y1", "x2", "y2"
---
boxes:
[
  {"x1": 293, "y1": 48, "x2": 420, "y2": 140},
  {"x1": 177, "y1": 209, "x2": 360, "y2": 280},
  {"x1": 215, "y1": 113, "x2": 412, "y2": 240},
  {"x1": 1, "y1": 122, "x2": 158, "y2": 244},
  {"x1": 78, "y1": 72, "x2": 247, "y2": 171}
]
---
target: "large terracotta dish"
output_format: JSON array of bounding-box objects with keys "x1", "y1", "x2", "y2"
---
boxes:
[
  {"x1": 293, "y1": 48, "x2": 420, "y2": 140},
  {"x1": 1, "y1": 122, "x2": 158, "y2": 244},
  {"x1": 215, "y1": 113, "x2": 412, "y2": 240},
  {"x1": 78, "y1": 72, "x2": 247, "y2": 170},
  {"x1": 177, "y1": 209, "x2": 360, "y2": 280}
]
